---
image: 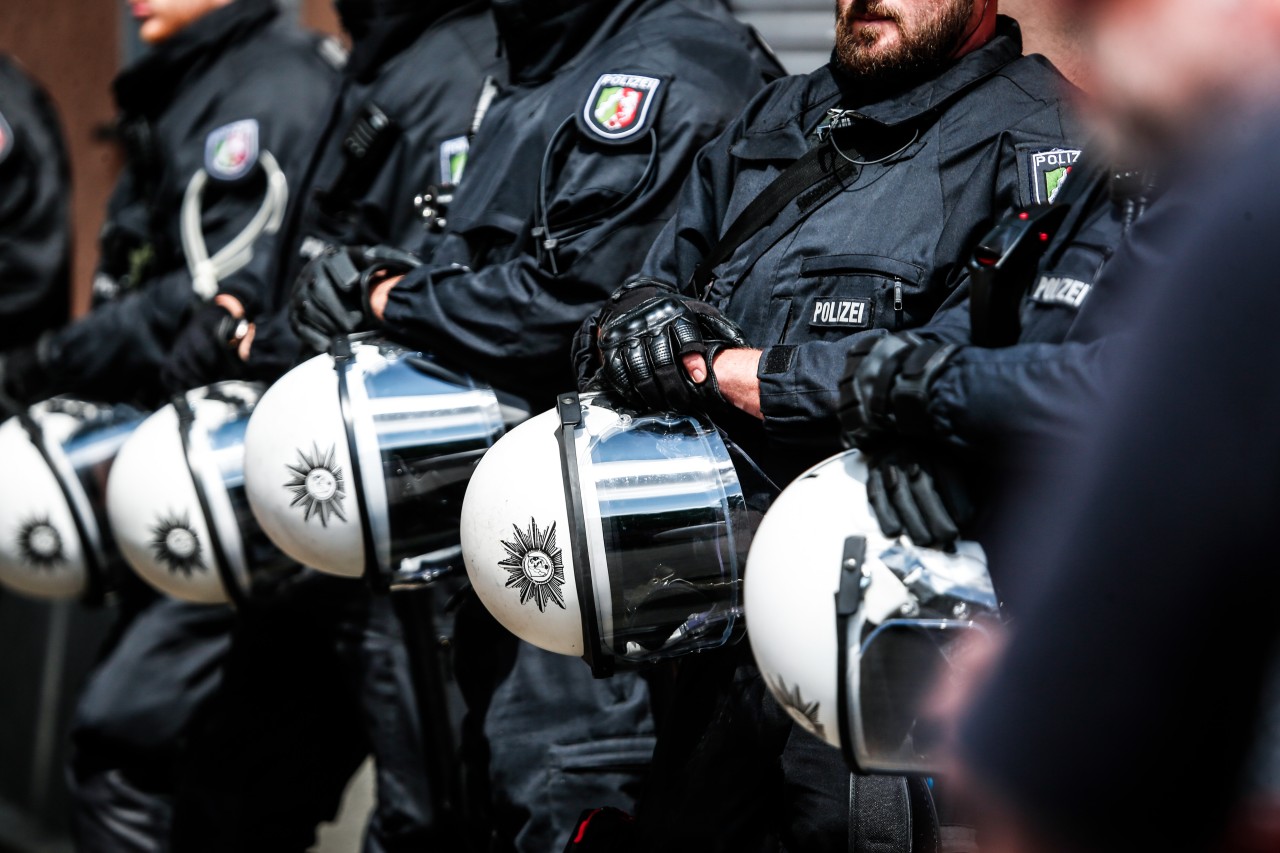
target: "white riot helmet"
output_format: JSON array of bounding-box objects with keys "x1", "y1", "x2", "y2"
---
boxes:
[
  {"x1": 107, "y1": 382, "x2": 297, "y2": 606},
  {"x1": 0, "y1": 400, "x2": 146, "y2": 601},
  {"x1": 243, "y1": 335, "x2": 528, "y2": 585},
  {"x1": 746, "y1": 449, "x2": 998, "y2": 775},
  {"x1": 460, "y1": 392, "x2": 757, "y2": 677}
]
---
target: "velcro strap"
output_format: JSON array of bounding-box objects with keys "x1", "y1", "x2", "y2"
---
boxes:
[
  {"x1": 849, "y1": 774, "x2": 914, "y2": 853},
  {"x1": 891, "y1": 343, "x2": 957, "y2": 436}
]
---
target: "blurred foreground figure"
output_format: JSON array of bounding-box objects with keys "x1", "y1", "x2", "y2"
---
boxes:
[
  {"x1": 0, "y1": 55, "x2": 70, "y2": 370},
  {"x1": 957, "y1": 1, "x2": 1280, "y2": 850}
]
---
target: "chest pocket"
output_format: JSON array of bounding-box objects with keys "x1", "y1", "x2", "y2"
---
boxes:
[{"x1": 781, "y1": 254, "x2": 924, "y2": 342}]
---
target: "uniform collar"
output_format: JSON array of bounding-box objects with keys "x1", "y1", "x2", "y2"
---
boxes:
[
  {"x1": 339, "y1": 0, "x2": 485, "y2": 81},
  {"x1": 492, "y1": 0, "x2": 658, "y2": 85},
  {"x1": 733, "y1": 16, "x2": 1024, "y2": 161},
  {"x1": 113, "y1": 0, "x2": 278, "y2": 118}
]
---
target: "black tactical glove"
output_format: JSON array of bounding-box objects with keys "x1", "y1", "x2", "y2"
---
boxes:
[
  {"x1": 596, "y1": 276, "x2": 747, "y2": 413},
  {"x1": 866, "y1": 447, "x2": 974, "y2": 551},
  {"x1": 839, "y1": 332, "x2": 959, "y2": 447},
  {"x1": 289, "y1": 244, "x2": 422, "y2": 354},
  {"x1": 160, "y1": 302, "x2": 249, "y2": 394}
]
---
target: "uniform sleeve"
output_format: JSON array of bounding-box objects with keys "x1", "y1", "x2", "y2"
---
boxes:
[
  {"x1": 756, "y1": 92, "x2": 1079, "y2": 447},
  {"x1": 926, "y1": 338, "x2": 1112, "y2": 453},
  {"x1": 43, "y1": 268, "x2": 197, "y2": 403},
  {"x1": 0, "y1": 76, "x2": 71, "y2": 346}
]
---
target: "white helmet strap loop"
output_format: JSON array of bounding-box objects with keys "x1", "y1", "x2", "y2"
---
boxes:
[
  {"x1": 555, "y1": 392, "x2": 612, "y2": 678},
  {"x1": 19, "y1": 414, "x2": 107, "y2": 604},
  {"x1": 172, "y1": 395, "x2": 248, "y2": 609},
  {"x1": 181, "y1": 149, "x2": 289, "y2": 301}
]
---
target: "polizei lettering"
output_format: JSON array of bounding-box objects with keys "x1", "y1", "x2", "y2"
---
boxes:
[
  {"x1": 809, "y1": 297, "x2": 873, "y2": 329},
  {"x1": 1030, "y1": 275, "x2": 1092, "y2": 309},
  {"x1": 596, "y1": 74, "x2": 659, "y2": 92}
]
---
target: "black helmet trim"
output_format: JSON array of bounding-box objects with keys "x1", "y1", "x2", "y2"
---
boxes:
[
  {"x1": 835, "y1": 534, "x2": 868, "y2": 774},
  {"x1": 172, "y1": 394, "x2": 249, "y2": 608},
  {"x1": 334, "y1": 336, "x2": 382, "y2": 587},
  {"x1": 19, "y1": 414, "x2": 107, "y2": 605},
  {"x1": 555, "y1": 392, "x2": 613, "y2": 678}
]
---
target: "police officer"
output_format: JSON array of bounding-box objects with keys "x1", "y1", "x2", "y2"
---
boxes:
[
  {"x1": 1, "y1": 3, "x2": 342, "y2": 851},
  {"x1": 164, "y1": 3, "x2": 504, "y2": 850},
  {"x1": 0, "y1": 0, "x2": 337, "y2": 409},
  {"x1": 0, "y1": 54, "x2": 70, "y2": 375},
  {"x1": 572, "y1": 0, "x2": 1082, "y2": 848},
  {"x1": 163, "y1": 0, "x2": 501, "y2": 390},
  {"x1": 837, "y1": 155, "x2": 1161, "y2": 563},
  {"x1": 286, "y1": 0, "x2": 785, "y2": 848}
]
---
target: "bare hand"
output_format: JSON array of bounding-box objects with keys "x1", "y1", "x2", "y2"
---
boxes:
[{"x1": 682, "y1": 348, "x2": 763, "y2": 419}]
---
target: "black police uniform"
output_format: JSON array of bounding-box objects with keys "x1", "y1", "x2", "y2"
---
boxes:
[
  {"x1": 637, "y1": 17, "x2": 1082, "y2": 486},
  {"x1": 0, "y1": 54, "x2": 70, "y2": 358},
  {"x1": 346, "y1": 1, "x2": 784, "y2": 849},
  {"x1": 586, "y1": 18, "x2": 1082, "y2": 853},
  {"x1": 377, "y1": 0, "x2": 783, "y2": 404},
  {"x1": 914, "y1": 163, "x2": 1161, "y2": 460},
  {"x1": 960, "y1": 116, "x2": 1280, "y2": 853},
  {"x1": 227, "y1": 0, "x2": 502, "y2": 383},
  {"x1": 170, "y1": 5, "x2": 505, "y2": 852},
  {"x1": 56, "y1": 5, "x2": 341, "y2": 852},
  {"x1": 1, "y1": 0, "x2": 338, "y2": 408}
]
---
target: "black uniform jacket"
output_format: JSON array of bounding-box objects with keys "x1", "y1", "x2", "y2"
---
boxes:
[
  {"x1": 0, "y1": 54, "x2": 70, "y2": 349},
  {"x1": 377, "y1": 0, "x2": 785, "y2": 406},
  {"x1": 43, "y1": 0, "x2": 338, "y2": 405},
  {"x1": 244, "y1": 0, "x2": 502, "y2": 379},
  {"x1": 637, "y1": 18, "x2": 1081, "y2": 483},
  {"x1": 920, "y1": 165, "x2": 1180, "y2": 459}
]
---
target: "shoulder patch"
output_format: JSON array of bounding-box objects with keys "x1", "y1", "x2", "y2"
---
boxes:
[
  {"x1": 205, "y1": 119, "x2": 260, "y2": 181},
  {"x1": 578, "y1": 73, "x2": 666, "y2": 144},
  {"x1": 439, "y1": 136, "x2": 470, "y2": 187},
  {"x1": 1026, "y1": 148, "x2": 1082, "y2": 205},
  {"x1": 0, "y1": 108, "x2": 13, "y2": 166}
]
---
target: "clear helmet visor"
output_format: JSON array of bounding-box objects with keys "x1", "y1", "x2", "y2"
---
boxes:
[
  {"x1": 567, "y1": 393, "x2": 754, "y2": 673},
  {"x1": 838, "y1": 534, "x2": 999, "y2": 775},
  {"x1": 848, "y1": 618, "x2": 992, "y2": 774},
  {"x1": 342, "y1": 339, "x2": 526, "y2": 583}
]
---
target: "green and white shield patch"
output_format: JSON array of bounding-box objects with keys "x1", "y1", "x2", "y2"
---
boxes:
[
  {"x1": 582, "y1": 73, "x2": 662, "y2": 142},
  {"x1": 205, "y1": 119, "x2": 260, "y2": 181},
  {"x1": 439, "y1": 135, "x2": 470, "y2": 187},
  {"x1": 1029, "y1": 148, "x2": 1082, "y2": 204}
]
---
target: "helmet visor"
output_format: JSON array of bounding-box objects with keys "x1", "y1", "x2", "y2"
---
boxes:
[
  {"x1": 343, "y1": 343, "x2": 513, "y2": 581},
  {"x1": 577, "y1": 401, "x2": 750, "y2": 665},
  {"x1": 848, "y1": 618, "x2": 989, "y2": 774}
]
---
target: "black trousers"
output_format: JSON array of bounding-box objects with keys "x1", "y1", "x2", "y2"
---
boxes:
[
  {"x1": 172, "y1": 576, "x2": 441, "y2": 853},
  {"x1": 67, "y1": 598, "x2": 233, "y2": 853}
]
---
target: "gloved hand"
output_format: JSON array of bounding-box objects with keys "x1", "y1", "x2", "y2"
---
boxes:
[
  {"x1": 0, "y1": 338, "x2": 60, "y2": 413},
  {"x1": 160, "y1": 302, "x2": 248, "y2": 394},
  {"x1": 865, "y1": 447, "x2": 974, "y2": 551},
  {"x1": 839, "y1": 332, "x2": 959, "y2": 448},
  {"x1": 288, "y1": 244, "x2": 421, "y2": 353},
  {"x1": 595, "y1": 276, "x2": 747, "y2": 413}
]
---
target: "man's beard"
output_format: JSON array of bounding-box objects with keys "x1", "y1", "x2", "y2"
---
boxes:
[{"x1": 834, "y1": 0, "x2": 975, "y2": 88}]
